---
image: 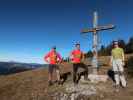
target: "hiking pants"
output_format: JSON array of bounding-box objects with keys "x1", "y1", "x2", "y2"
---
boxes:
[
  {"x1": 112, "y1": 59, "x2": 127, "y2": 87},
  {"x1": 48, "y1": 64, "x2": 60, "y2": 81},
  {"x1": 73, "y1": 63, "x2": 88, "y2": 83}
]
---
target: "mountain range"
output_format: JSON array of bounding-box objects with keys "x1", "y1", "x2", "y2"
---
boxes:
[{"x1": 0, "y1": 61, "x2": 48, "y2": 75}]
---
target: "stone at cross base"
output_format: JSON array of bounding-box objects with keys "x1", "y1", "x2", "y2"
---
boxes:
[{"x1": 88, "y1": 53, "x2": 108, "y2": 83}]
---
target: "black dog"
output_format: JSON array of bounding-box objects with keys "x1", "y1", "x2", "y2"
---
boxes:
[
  {"x1": 107, "y1": 69, "x2": 115, "y2": 82},
  {"x1": 76, "y1": 70, "x2": 88, "y2": 83},
  {"x1": 59, "y1": 72, "x2": 71, "y2": 85}
]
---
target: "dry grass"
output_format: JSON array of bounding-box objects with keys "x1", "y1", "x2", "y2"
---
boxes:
[{"x1": 0, "y1": 55, "x2": 133, "y2": 100}]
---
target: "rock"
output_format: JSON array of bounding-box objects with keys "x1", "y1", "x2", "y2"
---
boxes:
[
  {"x1": 88, "y1": 74, "x2": 108, "y2": 83},
  {"x1": 65, "y1": 83, "x2": 96, "y2": 100},
  {"x1": 50, "y1": 83, "x2": 97, "y2": 100}
]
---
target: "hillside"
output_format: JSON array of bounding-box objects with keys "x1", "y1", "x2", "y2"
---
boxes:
[
  {"x1": 0, "y1": 55, "x2": 133, "y2": 100},
  {"x1": 0, "y1": 62, "x2": 47, "y2": 75}
]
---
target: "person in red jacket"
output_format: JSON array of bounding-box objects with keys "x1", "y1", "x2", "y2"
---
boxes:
[
  {"x1": 44, "y1": 46, "x2": 62, "y2": 86},
  {"x1": 70, "y1": 43, "x2": 88, "y2": 84}
]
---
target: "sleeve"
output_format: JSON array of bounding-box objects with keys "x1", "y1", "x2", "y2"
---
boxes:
[
  {"x1": 71, "y1": 50, "x2": 74, "y2": 55},
  {"x1": 44, "y1": 52, "x2": 50, "y2": 61}
]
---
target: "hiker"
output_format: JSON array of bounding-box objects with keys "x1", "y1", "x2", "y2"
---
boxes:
[
  {"x1": 44, "y1": 46, "x2": 62, "y2": 86},
  {"x1": 110, "y1": 41, "x2": 127, "y2": 90},
  {"x1": 70, "y1": 43, "x2": 88, "y2": 84}
]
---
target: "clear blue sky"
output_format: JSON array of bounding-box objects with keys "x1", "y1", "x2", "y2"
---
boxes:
[{"x1": 0, "y1": 0, "x2": 132, "y2": 64}]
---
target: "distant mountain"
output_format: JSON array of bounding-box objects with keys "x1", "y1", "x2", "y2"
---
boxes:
[{"x1": 0, "y1": 62, "x2": 48, "y2": 75}]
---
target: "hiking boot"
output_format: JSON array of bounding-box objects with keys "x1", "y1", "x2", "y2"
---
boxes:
[
  {"x1": 122, "y1": 83, "x2": 127, "y2": 88},
  {"x1": 114, "y1": 85, "x2": 120, "y2": 92},
  {"x1": 48, "y1": 81, "x2": 53, "y2": 86},
  {"x1": 57, "y1": 80, "x2": 62, "y2": 85},
  {"x1": 53, "y1": 80, "x2": 58, "y2": 83}
]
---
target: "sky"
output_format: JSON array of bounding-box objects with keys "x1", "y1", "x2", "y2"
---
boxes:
[{"x1": 0, "y1": 0, "x2": 132, "y2": 64}]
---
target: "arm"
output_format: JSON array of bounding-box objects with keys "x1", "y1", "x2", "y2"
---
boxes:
[
  {"x1": 68, "y1": 51, "x2": 74, "y2": 63},
  {"x1": 122, "y1": 49, "x2": 125, "y2": 66},
  {"x1": 57, "y1": 53, "x2": 62, "y2": 63},
  {"x1": 70, "y1": 51, "x2": 74, "y2": 61},
  {"x1": 44, "y1": 53, "x2": 50, "y2": 63},
  {"x1": 110, "y1": 51, "x2": 113, "y2": 66},
  {"x1": 122, "y1": 49, "x2": 125, "y2": 62},
  {"x1": 82, "y1": 52, "x2": 85, "y2": 61}
]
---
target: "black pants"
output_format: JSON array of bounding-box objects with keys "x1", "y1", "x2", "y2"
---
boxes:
[{"x1": 73, "y1": 63, "x2": 88, "y2": 84}]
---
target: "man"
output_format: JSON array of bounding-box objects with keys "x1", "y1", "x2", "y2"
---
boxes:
[
  {"x1": 110, "y1": 41, "x2": 127, "y2": 91},
  {"x1": 70, "y1": 43, "x2": 88, "y2": 84},
  {"x1": 44, "y1": 46, "x2": 62, "y2": 86}
]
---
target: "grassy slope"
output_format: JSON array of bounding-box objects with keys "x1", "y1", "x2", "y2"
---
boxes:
[{"x1": 0, "y1": 55, "x2": 133, "y2": 100}]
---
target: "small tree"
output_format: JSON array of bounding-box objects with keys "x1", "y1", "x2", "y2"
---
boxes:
[
  {"x1": 126, "y1": 56, "x2": 133, "y2": 77},
  {"x1": 105, "y1": 43, "x2": 112, "y2": 56},
  {"x1": 126, "y1": 37, "x2": 133, "y2": 54},
  {"x1": 118, "y1": 39, "x2": 126, "y2": 51},
  {"x1": 85, "y1": 50, "x2": 93, "y2": 58},
  {"x1": 98, "y1": 45, "x2": 106, "y2": 56}
]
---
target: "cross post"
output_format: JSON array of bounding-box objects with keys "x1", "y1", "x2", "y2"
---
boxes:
[{"x1": 81, "y1": 11, "x2": 115, "y2": 75}]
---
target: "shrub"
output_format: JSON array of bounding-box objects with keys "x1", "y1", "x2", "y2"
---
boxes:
[{"x1": 127, "y1": 56, "x2": 133, "y2": 77}]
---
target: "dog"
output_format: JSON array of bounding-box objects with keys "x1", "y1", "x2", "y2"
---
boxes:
[{"x1": 59, "y1": 72, "x2": 71, "y2": 85}]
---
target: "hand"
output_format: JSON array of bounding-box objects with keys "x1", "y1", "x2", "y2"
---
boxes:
[
  {"x1": 122, "y1": 61, "x2": 125, "y2": 66},
  {"x1": 59, "y1": 61, "x2": 62, "y2": 64},
  {"x1": 109, "y1": 61, "x2": 112, "y2": 66},
  {"x1": 45, "y1": 60, "x2": 49, "y2": 64},
  {"x1": 57, "y1": 60, "x2": 62, "y2": 64}
]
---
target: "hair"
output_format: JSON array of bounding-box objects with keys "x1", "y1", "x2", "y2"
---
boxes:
[
  {"x1": 75, "y1": 43, "x2": 80, "y2": 46},
  {"x1": 52, "y1": 46, "x2": 56, "y2": 49},
  {"x1": 112, "y1": 41, "x2": 119, "y2": 48}
]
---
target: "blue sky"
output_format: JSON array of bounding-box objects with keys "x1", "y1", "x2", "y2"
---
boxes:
[{"x1": 0, "y1": 0, "x2": 132, "y2": 64}]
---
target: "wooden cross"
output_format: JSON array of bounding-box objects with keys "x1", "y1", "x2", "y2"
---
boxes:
[{"x1": 81, "y1": 11, "x2": 115, "y2": 74}]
